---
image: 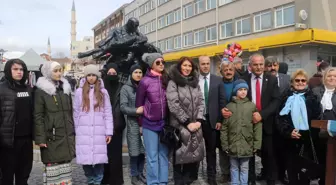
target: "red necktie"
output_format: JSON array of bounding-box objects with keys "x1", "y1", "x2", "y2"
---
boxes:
[{"x1": 256, "y1": 77, "x2": 262, "y2": 111}]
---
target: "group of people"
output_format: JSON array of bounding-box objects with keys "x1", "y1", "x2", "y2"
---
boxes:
[{"x1": 0, "y1": 51, "x2": 332, "y2": 185}]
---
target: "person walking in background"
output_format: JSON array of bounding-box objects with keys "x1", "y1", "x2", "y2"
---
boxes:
[
  {"x1": 136, "y1": 53, "x2": 169, "y2": 185},
  {"x1": 221, "y1": 79, "x2": 262, "y2": 185},
  {"x1": 0, "y1": 59, "x2": 34, "y2": 185},
  {"x1": 198, "y1": 55, "x2": 226, "y2": 185},
  {"x1": 73, "y1": 65, "x2": 113, "y2": 185},
  {"x1": 34, "y1": 61, "x2": 75, "y2": 184},
  {"x1": 166, "y1": 57, "x2": 205, "y2": 185},
  {"x1": 278, "y1": 62, "x2": 288, "y2": 75},
  {"x1": 233, "y1": 57, "x2": 245, "y2": 78},
  {"x1": 309, "y1": 60, "x2": 330, "y2": 89},
  {"x1": 102, "y1": 63, "x2": 126, "y2": 185},
  {"x1": 120, "y1": 64, "x2": 146, "y2": 185}
]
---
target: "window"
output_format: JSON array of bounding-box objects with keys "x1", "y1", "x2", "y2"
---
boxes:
[
  {"x1": 184, "y1": 32, "x2": 193, "y2": 46},
  {"x1": 158, "y1": 16, "x2": 165, "y2": 28},
  {"x1": 195, "y1": 0, "x2": 205, "y2": 15},
  {"x1": 166, "y1": 12, "x2": 174, "y2": 25},
  {"x1": 145, "y1": 23, "x2": 150, "y2": 33},
  {"x1": 254, "y1": 11, "x2": 272, "y2": 31},
  {"x1": 220, "y1": 21, "x2": 233, "y2": 38},
  {"x1": 236, "y1": 17, "x2": 251, "y2": 35},
  {"x1": 140, "y1": 4, "x2": 147, "y2": 15},
  {"x1": 166, "y1": 38, "x2": 174, "y2": 51},
  {"x1": 206, "y1": 26, "x2": 217, "y2": 41},
  {"x1": 139, "y1": 25, "x2": 146, "y2": 34},
  {"x1": 206, "y1": 0, "x2": 216, "y2": 10},
  {"x1": 158, "y1": 40, "x2": 165, "y2": 51},
  {"x1": 151, "y1": 20, "x2": 156, "y2": 31},
  {"x1": 174, "y1": 9, "x2": 181, "y2": 22},
  {"x1": 86, "y1": 46, "x2": 90, "y2": 50},
  {"x1": 194, "y1": 29, "x2": 205, "y2": 44},
  {"x1": 183, "y1": 4, "x2": 193, "y2": 19},
  {"x1": 219, "y1": 0, "x2": 233, "y2": 6},
  {"x1": 275, "y1": 5, "x2": 295, "y2": 27},
  {"x1": 150, "y1": 0, "x2": 155, "y2": 9},
  {"x1": 174, "y1": 35, "x2": 182, "y2": 49},
  {"x1": 158, "y1": 0, "x2": 168, "y2": 6}
]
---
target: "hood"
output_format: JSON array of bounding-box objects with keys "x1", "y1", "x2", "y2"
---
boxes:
[
  {"x1": 4, "y1": 59, "x2": 28, "y2": 86},
  {"x1": 36, "y1": 76, "x2": 71, "y2": 96},
  {"x1": 168, "y1": 64, "x2": 199, "y2": 88},
  {"x1": 125, "y1": 77, "x2": 135, "y2": 87},
  {"x1": 79, "y1": 77, "x2": 105, "y2": 89}
]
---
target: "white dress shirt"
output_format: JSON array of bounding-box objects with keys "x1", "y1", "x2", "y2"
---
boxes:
[
  {"x1": 251, "y1": 73, "x2": 263, "y2": 105},
  {"x1": 199, "y1": 73, "x2": 211, "y2": 100}
]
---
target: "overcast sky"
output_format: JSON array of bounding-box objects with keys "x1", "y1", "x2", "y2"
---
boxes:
[{"x1": 0, "y1": 0, "x2": 131, "y2": 56}]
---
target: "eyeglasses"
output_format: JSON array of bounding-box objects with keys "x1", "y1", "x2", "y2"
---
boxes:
[
  {"x1": 155, "y1": 60, "x2": 165, "y2": 66},
  {"x1": 294, "y1": 79, "x2": 307, "y2": 83}
]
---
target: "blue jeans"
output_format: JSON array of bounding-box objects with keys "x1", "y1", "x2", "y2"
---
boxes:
[
  {"x1": 230, "y1": 157, "x2": 249, "y2": 185},
  {"x1": 83, "y1": 164, "x2": 104, "y2": 185},
  {"x1": 130, "y1": 154, "x2": 145, "y2": 177},
  {"x1": 143, "y1": 128, "x2": 169, "y2": 185}
]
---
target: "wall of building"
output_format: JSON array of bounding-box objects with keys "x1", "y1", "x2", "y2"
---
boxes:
[{"x1": 71, "y1": 36, "x2": 94, "y2": 58}]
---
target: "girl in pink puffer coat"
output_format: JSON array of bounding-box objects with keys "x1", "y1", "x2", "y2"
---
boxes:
[{"x1": 73, "y1": 65, "x2": 113, "y2": 185}]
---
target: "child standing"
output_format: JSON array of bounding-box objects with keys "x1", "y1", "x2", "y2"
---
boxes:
[
  {"x1": 73, "y1": 65, "x2": 113, "y2": 185},
  {"x1": 220, "y1": 79, "x2": 262, "y2": 185}
]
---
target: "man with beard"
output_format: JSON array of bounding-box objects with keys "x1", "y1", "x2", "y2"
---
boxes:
[
  {"x1": 0, "y1": 59, "x2": 33, "y2": 185},
  {"x1": 265, "y1": 56, "x2": 290, "y2": 96}
]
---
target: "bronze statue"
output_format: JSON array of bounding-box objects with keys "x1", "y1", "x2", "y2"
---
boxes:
[{"x1": 78, "y1": 18, "x2": 161, "y2": 80}]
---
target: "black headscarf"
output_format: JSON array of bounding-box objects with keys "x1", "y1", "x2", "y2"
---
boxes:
[{"x1": 4, "y1": 59, "x2": 28, "y2": 88}]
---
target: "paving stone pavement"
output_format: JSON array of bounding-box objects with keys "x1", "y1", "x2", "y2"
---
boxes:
[{"x1": 28, "y1": 160, "x2": 283, "y2": 185}]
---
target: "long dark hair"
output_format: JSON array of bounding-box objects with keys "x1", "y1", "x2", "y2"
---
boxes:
[
  {"x1": 177, "y1": 56, "x2": 198, "y2": 75},
  {"x1": 82, "y1": 79, "x2": 104, "y2": 112}
]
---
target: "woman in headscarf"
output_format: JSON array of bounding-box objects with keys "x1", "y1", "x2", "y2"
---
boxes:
[
  {"x1": 120, "y1": 64, "x2": 146, "y2": 185},
  {"x1": 101, "y1": 62, "x2": 126, "y2": 185},
  {"x1": 34, "y1": 61, "x2": 75, "y2": 184}
]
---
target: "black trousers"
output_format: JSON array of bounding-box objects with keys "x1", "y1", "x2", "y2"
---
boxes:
[
  {"x1": 202, "y1": 116, "x2": 218, "y2": 181},
  {"x1": 0, "y1": 137, "x2": 33, "y2": 185},
  {"x1": 102, "y1": 132, "x2": 124, "y2": 185},
  {"x1": 249, "y1": 133, "x2": 278, "y2": 184},
  {"x1": 173, "y1": 162, "x2": 199, "y2": 185}
]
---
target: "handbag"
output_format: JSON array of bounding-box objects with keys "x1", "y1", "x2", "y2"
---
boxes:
[
  {"x1": 159, "y1": 124, "x2": 181, "y2": 149},
  {"x1": 297, "y1": 130, "x2": 323, "y2": 181}
]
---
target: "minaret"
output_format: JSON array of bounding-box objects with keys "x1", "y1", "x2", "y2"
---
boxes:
[
  {"x1": 47, "y1": 37, "x2": 51, "y2": 56},
  {"x1": 71, "y1": 0, "x2": 76, "y2": 42}
]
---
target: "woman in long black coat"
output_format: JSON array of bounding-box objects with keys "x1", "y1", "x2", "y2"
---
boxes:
[{"x1": 101, "y1": 63, "x2": 126, "y2": 185}]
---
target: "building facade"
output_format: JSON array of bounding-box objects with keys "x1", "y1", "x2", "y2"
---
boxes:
[
  {"x1": 124, "y1": 0, "x2": 336, "y2": 75},
  {"x1": 92, "y1": 4, "x2": 128, "y2": 48}
]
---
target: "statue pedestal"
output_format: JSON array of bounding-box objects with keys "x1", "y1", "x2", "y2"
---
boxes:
[{"x1": 311, "y1": 120, "x2": 336, "y2": 185}]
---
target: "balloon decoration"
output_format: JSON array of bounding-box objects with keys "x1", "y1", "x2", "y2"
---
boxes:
[{"x1": 223, "y1": 43, "x2": 243, "y2": 62}]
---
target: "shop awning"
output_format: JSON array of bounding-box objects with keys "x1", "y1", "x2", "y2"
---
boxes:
[{"x1": 163, "y1": 28, "x2": 336, "y2": 61}]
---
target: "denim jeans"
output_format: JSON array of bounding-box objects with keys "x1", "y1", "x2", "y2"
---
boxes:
[
  {"x1": 83, "y1": 164, "x2": 104, "y2": 185},
  {"x1": 130, "y1": 154, "x2": 145, "y2": 177},
  {"x1": 230, "y1": 157, "x2": 249, "y2": 185},
  {"x1": 143, "y1": 128, "x2": 169, "y2": 185}
]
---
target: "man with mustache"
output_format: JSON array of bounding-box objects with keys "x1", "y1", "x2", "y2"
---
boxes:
[
  {"x1": 218, "y1": 61, "x2": 237, "y2": 183},
  {"x1": 265, "y1": 56, "x2": 290, "y2": 96}
]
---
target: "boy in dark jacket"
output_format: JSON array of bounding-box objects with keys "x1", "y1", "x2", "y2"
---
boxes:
[{"x1": 221, "y1": 79, "x2": 262, "y2": 185}]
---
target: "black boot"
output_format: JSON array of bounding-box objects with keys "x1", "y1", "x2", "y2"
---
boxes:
[{"x1": 131, "y1": 176, "x2": 140, "y2": 185}]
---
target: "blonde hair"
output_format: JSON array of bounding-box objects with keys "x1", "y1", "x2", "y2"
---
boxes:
[
  {"x1": 323, "y1": 67, "x2": 336, "y2": 85},
  {"x1": 291, "y1": 69, "x2": 309, "y2": 83}
]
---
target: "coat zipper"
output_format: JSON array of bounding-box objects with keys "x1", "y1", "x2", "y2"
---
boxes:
[
  {"x1": 57, "y1": 93, "x2": 72, "y2": 159},
  {"x1": 188, "y1": 87, "x2": 195, "y2": 122},
  {"x1": 159, "y1": 76, "x2": 164, "y2": 120}
]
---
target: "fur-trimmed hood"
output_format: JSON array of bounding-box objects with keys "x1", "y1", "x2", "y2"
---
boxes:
[
  {"x1": 36, "y1": 77, "x2": 72, "y2": 96},
  {"x1": 169, "y1": 64, "x2": 199, "y2": 88}
]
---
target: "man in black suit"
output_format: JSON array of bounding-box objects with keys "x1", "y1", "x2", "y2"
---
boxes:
[
  {"x1": 198, "y1": 56, "x2": 226, "y2": 185},
  {"x1": 266, "y1": 56, "x2": 290, "y2": 96},
  {"x1": 243, "y1": 53, "x2": 281, "y2": 185}
]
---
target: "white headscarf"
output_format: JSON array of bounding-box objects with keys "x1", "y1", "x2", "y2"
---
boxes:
[{"x1": 41, "y1": 61, "x2": 61, "y2": 79}]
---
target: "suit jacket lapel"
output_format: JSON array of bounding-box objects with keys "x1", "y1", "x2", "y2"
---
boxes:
[
  {"x1": 262, "y1": 74, "x2": 268, "y2": 98},
  {"x1": 246, "y1": 74, "x2": 252, "y2": 100},
  {"x1": 209, "y1": 75, "x2": 215, "y2": 94}
]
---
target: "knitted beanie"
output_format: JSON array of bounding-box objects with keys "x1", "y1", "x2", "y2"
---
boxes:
[
  {"x1": 84, "y1": 64, "x2": 101, "y2": 77},
  {"x1": 233, "y1": 79, "x2": 249, "y2": 95},
  {"x1": 142, "y1": 53, "x2": 163, "y2": 68},
  {"x1": 130, "y1": 64, "x2": 142, "y2": 74}
]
